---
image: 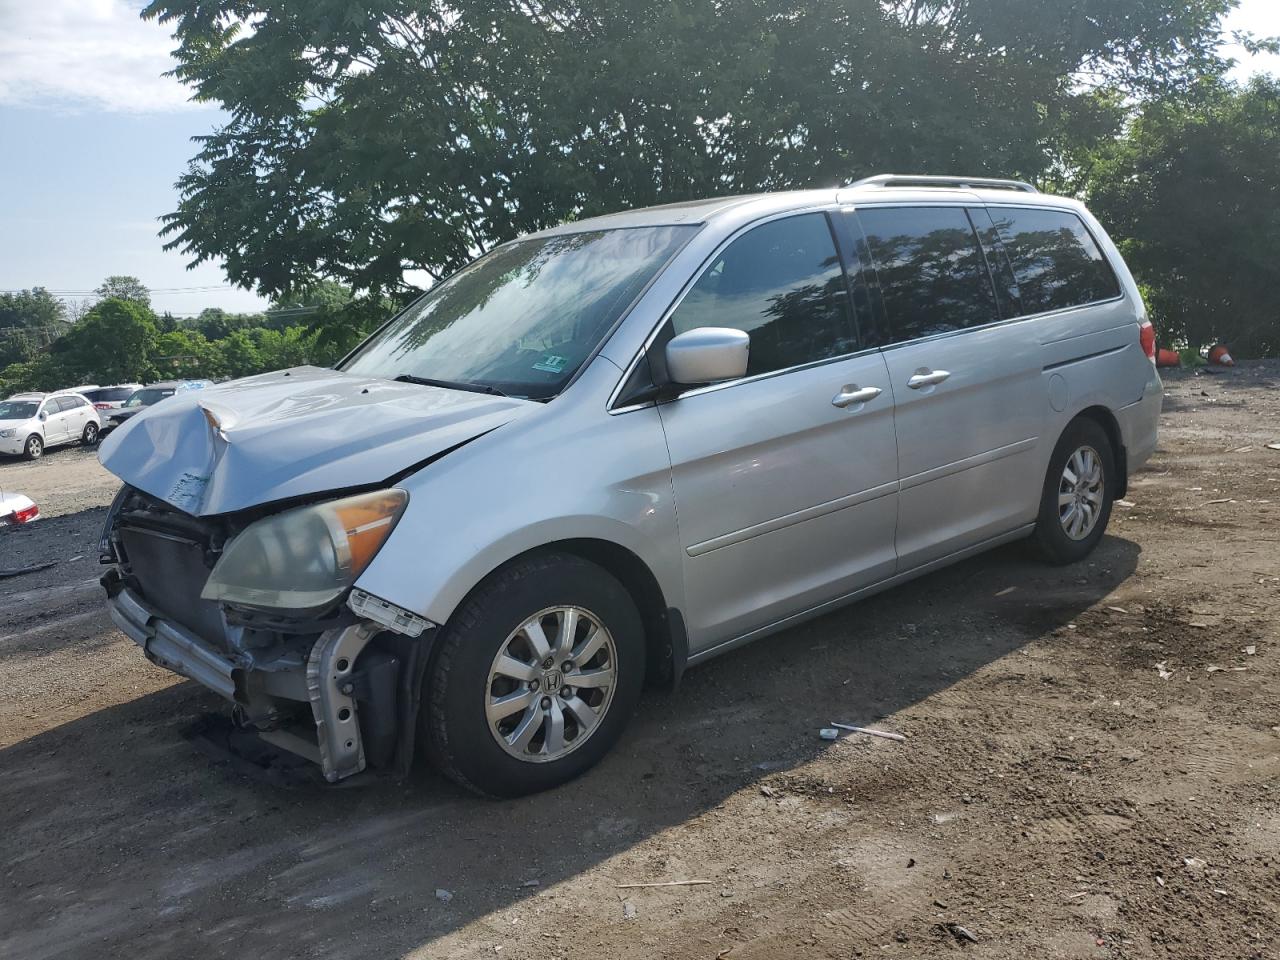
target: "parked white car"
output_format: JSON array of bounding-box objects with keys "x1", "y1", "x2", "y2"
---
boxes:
[
  {"x1": 0, "y1": 392, "x2": 102, "y2": 459},
  {"x1": 83, "y1": 384, "x2": 144, "y2": 414},
  {"x1": 0, "y1": 491, "x2": 39, "y2": 525}
]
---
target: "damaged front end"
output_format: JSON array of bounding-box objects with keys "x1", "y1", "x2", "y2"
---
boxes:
[{"x1": 101, "y1": 485, "x2": 435, "y2": 782}]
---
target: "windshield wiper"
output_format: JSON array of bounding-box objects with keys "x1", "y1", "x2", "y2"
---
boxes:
[{"x1": 393, "y1": 374, "x2": 508, "y2": 397}]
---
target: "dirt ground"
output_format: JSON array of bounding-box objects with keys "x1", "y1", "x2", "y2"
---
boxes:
[{"x1": 1, "y1": 364, "x2": 1278, "y2": 960}]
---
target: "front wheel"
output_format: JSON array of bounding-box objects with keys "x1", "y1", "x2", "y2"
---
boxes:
[
  {"x1": 23, "y1": 434, "x2": 43, "y2": 460},
  {"x1": 82, "y1": 422, "x2": 100, "y2": 445},
  {"x1": 424, "y1": 553, "x2": 645, "y2": 797},
  {"x1": 1033, "y1": 418, "x2": 1115, "y2": 565}
]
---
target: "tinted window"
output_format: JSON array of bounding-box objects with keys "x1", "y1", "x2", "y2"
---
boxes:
[
  {"x1": 342, "y1": 226, "x2": 694, "y2": 400},
  {"x1": 56, "y1": 396, "x2": 84, "y2": 411},
  {"x1": 669, "y1": 213, "x2": 855, "y2": 377},
  {"x1": 858, "y1": 207, "x2": 997, "y2": 343},
  {"x1": 987, "y1": 208, "x2": 1121, "y2": 314},
  {"x1": 0, "y1": 400, "x2": 38, "y2": 420},
  {"x1": 86, "y1": 387, "x2": 135, "y2": 403},
  {"x1": 124, "y1": 388, "x2": 175, "y2": 408}
]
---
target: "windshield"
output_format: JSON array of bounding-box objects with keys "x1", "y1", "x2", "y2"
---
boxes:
[
  {"x1": 340, "y1": 225, "x2": 695, "y2": 400},
  {"x1": 124, "y1": 388, "x2": 175, "y2": 408},
  {"x1": 0, "y1": 400, "x2": 38, "y2": 420}
]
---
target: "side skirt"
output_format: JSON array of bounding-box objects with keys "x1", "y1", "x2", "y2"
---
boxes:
[{"x1": 685, "y1": 523, "x2": 1037, "y2": 668}]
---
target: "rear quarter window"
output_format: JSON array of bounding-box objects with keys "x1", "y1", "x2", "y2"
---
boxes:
[{"x1": 986, "y1": 208, "x2": 1121, "y2": 314}]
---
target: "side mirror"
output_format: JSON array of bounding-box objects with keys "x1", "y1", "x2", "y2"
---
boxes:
[
  {"x1": 665, "y1": 327, "x2": 750, "y2": 386},
  {"x1": 38, "y1": 411, "x2": 47, "y2": 422}
]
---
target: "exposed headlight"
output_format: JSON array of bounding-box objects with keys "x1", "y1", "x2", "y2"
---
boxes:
[
  {"x1": 202, "y1": 489, "x2": 408, "y2": 612},
  {"x1": 0, "y1": 429, "x2": 15, "y2": 439}
]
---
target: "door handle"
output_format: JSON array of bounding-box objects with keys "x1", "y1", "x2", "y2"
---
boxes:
[
  {"x1": 907, "y1": 369, "x2": 951, "y2": 389},
  {"x1": 831, "y1": 385, "x2": 882, "y2": 408}
]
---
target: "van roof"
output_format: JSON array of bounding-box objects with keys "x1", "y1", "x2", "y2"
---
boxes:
[{"x1": 531, "y1": 175, "x2": 1084, "y2": 238}]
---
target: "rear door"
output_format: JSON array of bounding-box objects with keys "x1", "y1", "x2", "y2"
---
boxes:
[
  {"x1": 653, "y1": 210, "x2": 900, "y2": 651},
  {"x1": 60, "y1": 396, "x2": 90, "y2": 438},
  {"x1": 851, "y1": 204, "x2": 1045, "y2": 569}
]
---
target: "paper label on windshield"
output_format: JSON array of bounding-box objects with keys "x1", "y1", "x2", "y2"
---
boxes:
[
  {"x1": 532, "y1": 354, "x2": 568, "y2": 373},
  {"x1": 168, "y1": 472, "x2": 209, "y2": 513}
]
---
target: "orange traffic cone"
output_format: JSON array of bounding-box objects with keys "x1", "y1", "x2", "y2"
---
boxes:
[
  {"x1": 1208, "y1": 344, "x2": 1235, "y2": 367},
  {"x1": 1155, "y1": 347, "x2": 1181, "y2": 367}
]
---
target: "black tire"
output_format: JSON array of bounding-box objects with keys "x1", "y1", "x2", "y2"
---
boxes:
[
  {"x1": 82, "y1": 422, "x2": 100, "y2": 445},
  {"x1": 424, "y1": 552, "x2": 646, "y2": 797},
  {"x1": 1033, "y1": 417, "x2": 1115, "y2": 565},
  {"x1": 23, "y1": 434, "x2": 43, "y2": 460}
]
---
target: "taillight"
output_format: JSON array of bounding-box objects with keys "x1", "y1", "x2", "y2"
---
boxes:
[
  {"x1": 1138, "y1": 319, "x2": 1156, "y2": 363},
  {"x1": 94, "y1": 402, "x2": 112, "y2": 410},
  {"x1": 12, "y1": 503, "x2": 39, "y2": 523}
]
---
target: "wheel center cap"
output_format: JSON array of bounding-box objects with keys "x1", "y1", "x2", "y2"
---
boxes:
[{"x1": 543, "y1": 668, "x2": 563, "y2": 690}]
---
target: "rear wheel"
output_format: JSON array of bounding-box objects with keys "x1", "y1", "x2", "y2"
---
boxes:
[
  {"x1": 1033, "y1": 418, "x2": 1115, "y2": 564},
  {"x1": 23, "y1": 434, "x2": 43, "y2": 460},
  {"x1": 424, "y1": 552, "x2": 645, "y2": 797},
  {"x1": 81, "y1": 422, "x2": 99, "y2": 445}
]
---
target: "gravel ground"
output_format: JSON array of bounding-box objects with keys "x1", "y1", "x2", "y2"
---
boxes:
[{"x1": 1, "y1": 363, "x2": 1278, "y2": 960}]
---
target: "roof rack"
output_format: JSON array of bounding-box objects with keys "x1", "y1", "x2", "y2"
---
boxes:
[{"x1": 847, "y1": 174, "x2": 1038, "y2": 194}]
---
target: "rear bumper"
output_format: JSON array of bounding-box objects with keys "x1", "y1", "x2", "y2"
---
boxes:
[{"x1": 1117, "y1": 371, "x2": 1163, "y2": 472}]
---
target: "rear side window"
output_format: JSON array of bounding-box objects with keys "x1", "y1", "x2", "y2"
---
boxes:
[
  {"x1": 857, "y1": 206, "x2": 997, "y2": 343},
  {"x1": 986, "y1": 208, "x2": 1121, "y2": 314},
  {"x1": 669, "y1": 212, "x2": 857, "y2": 377},
  {"x1": 56, "y1": 396, "x2": 83, "y2": 412}
]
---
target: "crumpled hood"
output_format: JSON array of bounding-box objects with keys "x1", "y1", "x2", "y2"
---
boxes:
[{"x1": 98, "y1": 366, "x2": 535, "y2": 516}]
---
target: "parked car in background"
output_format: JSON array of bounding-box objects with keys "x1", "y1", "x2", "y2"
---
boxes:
[
  {"x1": 0, "y1": 392, "x2": 102, "y2": 458},
  {"x1": 106, "y1": 380, "x2": 213, "y2": 430},
  {"x1": 0, "y1": 491, "x2": 39, "y2": 525},
  {"x1": 99, "y1": 175, "x2": 1161, "y2": 796},
  {"x1": 83, "y1": 384, "x2": 144, "y2": 414}
]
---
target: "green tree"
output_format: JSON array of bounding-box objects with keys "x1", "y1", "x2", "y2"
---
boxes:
[
  {"x1": 56, "y1": 298, "x2": 159, "y2": 383},
  {"x1": 0, "y1": 288, "x2": 71, "y2": 367},
  {"x1": 144, "y1": 0, "x2": 1238, "y2": 297},
  {"x1": 153, "y1": 329, "x2": 228, "y2": 380},
  {"x1": 95, "y1": 275, "x2": 152, "y2": 307},
  {"x1": 1086, "y1": 77, "x2": 1280, "y2": 356},
  {"x1": 220, "y1": 329, "x2": 265, "y2": 379}
]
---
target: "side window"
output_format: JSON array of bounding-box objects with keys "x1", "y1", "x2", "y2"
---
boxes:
[
  {"x1": 968, "y1": 207, "x2": 1022, "y2": 320},
  {"x1": 987, "y1": 208, "x2": 1121, "y2": 314},
  {"x1": 39, "y1": 401, "x2": 57, "y2": 418},
  {"x1": 668, "y1": 213, "x2": 857, "y2": 377},
  {"x1": 857, "y1": 206, "x2": 998, "y2": 343},
  {"x1": 57, "y1": 396, "x2": 81, "y2": 412}
]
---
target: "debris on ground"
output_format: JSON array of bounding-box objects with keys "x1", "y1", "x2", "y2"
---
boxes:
[
  {"x1": 435, "y1": 889, "x2": 454, "y2": 903},
  {"x1": 615, "y1": 880, "x2": 713, "y2": 889},
  {"x1": 1156, "y1": 662, "x2": 1173, "y2": 679},
  {"x1": 0, "y1": 560, "x2": 57, "y2": 579},
  {"x1": 944, "y1": 923, "x2": 980, "y2": 944},
  {"x1": 829, "y1": 722, "x2": 906, "y2": 742},
  {"x1": 818, "y1": 727, "x2": 839, "y2": 741}
]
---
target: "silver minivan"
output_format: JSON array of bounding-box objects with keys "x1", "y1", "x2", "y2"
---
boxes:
[{"x1": 99, "y1": 175, "x2": 1162, "y2": 795}]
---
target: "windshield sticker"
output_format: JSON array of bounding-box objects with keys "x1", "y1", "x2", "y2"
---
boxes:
[
  {"x1": 168, "y1": 472, "x2": 210, "y2": 513},
  {"x1": 532, "y1": 354, "x2": 569, "y2": 374}
]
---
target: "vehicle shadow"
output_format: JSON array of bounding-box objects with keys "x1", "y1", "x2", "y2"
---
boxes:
[{"x1": 0, "y1": 535, "x2": 1141, "y2": 960}]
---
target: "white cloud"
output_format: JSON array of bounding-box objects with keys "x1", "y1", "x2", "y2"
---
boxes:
[{"x1": 0, "y1": 0, "x2": 197, "y2": 112}]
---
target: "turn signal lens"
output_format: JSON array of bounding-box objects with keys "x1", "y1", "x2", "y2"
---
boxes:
[{"x1": 334, "y1": 492, "x2": 408, "y2": 577}]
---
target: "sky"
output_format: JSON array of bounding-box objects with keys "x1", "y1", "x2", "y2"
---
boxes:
[{"x1": 0, "y1": 1, "x2": 1278, "y2": 318}]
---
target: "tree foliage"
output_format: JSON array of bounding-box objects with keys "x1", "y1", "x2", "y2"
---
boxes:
[
  {"x1": 143, "y1": 0, "x2": 1236, "y2": 298},
  {"x1": 0, "y1": 287, "x2": 70, "y2": 368},
  {"x1": 1084, "y1": 77, "x2": 1280, "y2": 355},
  {"x1": 95, "y1": 275, "x2": 153, "y2": 307}
]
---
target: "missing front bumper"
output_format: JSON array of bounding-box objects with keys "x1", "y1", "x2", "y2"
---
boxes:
[{"x1": 107, "y1": 582, "x2": 382, "y2": 782}]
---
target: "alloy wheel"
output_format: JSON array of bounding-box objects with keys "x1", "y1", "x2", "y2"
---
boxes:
[
  {"x1": 1058, "y1": 444, "x2": 1104, "y2": 540},
  {"x1": 485, "y1": 605, "x2": 617, "y2": 763}
]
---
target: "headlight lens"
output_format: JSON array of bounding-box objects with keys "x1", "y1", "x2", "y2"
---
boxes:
[
  {"x1": 201, "y1": 489, "x2": 408, "y2": 612},
  {"x1": 0, "y1": 429, "x2": 15, "y2": 439}
]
